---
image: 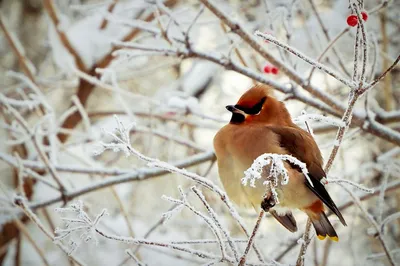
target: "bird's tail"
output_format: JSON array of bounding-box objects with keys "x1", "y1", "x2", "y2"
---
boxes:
[{"x1": 309, "y1": 212, "x2": 338, "y2": 241}]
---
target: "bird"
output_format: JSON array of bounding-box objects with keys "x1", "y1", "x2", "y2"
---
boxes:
[{"x1": 213, "y1": 84, "x2": 346, "y2": 241}]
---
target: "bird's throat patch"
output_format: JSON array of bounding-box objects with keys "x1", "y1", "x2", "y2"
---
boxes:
[{"x1": 230, "y1": 113, "x2": 245, "y2": 124}]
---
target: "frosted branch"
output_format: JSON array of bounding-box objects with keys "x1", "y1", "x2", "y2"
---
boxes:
[
  {"x1": 162, "y1": 187, "x2": 227, "y2": 259},
  {"x1": 191, "y1": 186, "x2": 239, "y2": 261},
  {"x1": 294, "y1": 112, "x2": 346, "y2": 128},
  {"x1": 125, "y1": 249, "x2": 145, "y2": 266},
  {"x1": 14, "y1": 196, "x2": 85, "y2": 265},
  {"x1": 54, "y1": 201, "x2": 109, "y2": 255},
  {"x1": 242, "y1": 153, "x2": 312, "y2": 204},
  {"x1": 254, "y1": 31, "x2": 356, "y2": 89},
  {"x1": 327, "y1": 178, "x2": 374, "y2": 194},
  {"x1": 380, "y1": 211, "x2": 400, "y2": 234}
]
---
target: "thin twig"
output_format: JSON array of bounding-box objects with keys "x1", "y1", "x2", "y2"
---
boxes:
[
  {"x1": 354, "y1": 6, "x2": 368, "y2": 86},
  {"x1": 379, "y1": 10, "x2": 393, "y2": 110},
  {"x1": 14, "y1": 197, "x2": 85, "y2": 266},
  {"x1": 33, "y1": 131, "x2": 68, "y2": 195},
  {"x1": 100, "y1": 0, "x2": 119, "y2": 30},
  {"x1": 13, "y1": 219, "x2": 51, "y2": 266},
  {"x1": 307, "y1": 29, "x2": 349, "y2": 83},
  {"x1": 238, "y1": 209, "x2": 265, "y2": 266},
  {"x1": 163, "y1": 187, "x2": 227, "y2": 259},
  {"x1": 191, "y1": 186, "x2": 239, "y2": 262},
  {"x1": 324, "y1": 95, "x2": 358, "y2": 173},
  {"x1": 320, "y1": 240, "x2": 332, "y2": 266},
  {"x1": 43, "y1": 0, "x2": 86, "y2": 71},
  {"x1": 0, "y1": 15, "x2": 36, "y2": 82},
  {"x1": 307, "y1": 0, "x2": 351, "y2": 78},
  {"x1": 295, "y1": 220, "x2": 312, "y2": 266},
  {"x1": 96, "y1": 228, "x2": 260, "y2": 265},
  {"x1": 361, "y1": 54, "x2": 400, "y2": 93},
  {"x1": 352, "y1": 25, "x2": 361, "y2": 82},
  {"x1": 254, "y1": 31, "x2": 355, "y2": 89},
  {"x1": 1, "y1": 98, "x2": 68, "y2": 195},
  {"x1": 341, "y1": 186, "x2": 396, "y2": 266},
  {"x1": 125, "y1": 250, "x2": 145, "y2": 266},
  {"x1": 109, "y1": 187, "x2": 136, "y2": 238}
]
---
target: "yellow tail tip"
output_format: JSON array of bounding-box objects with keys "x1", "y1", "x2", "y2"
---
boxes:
[
  {"x1": 317, "y1": 235, "x2": 326, "y2": 240},
  {"x1": 329, "y1": 236, "x2": 339, "y2": 242}
]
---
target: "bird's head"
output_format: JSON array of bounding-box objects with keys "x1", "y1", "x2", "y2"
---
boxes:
[{"x1": 226, "y1": 84, "x2": 293, "y2": 125}]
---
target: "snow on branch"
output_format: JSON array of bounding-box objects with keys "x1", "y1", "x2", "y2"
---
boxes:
[
  {"x1": 242, "y1": 153, "x2": 312, "y2": 204},
  {"x1": 326, "y1": 178, "x2": 374, "y2": 194},
  {"x1": 191, "y1": 186, "x2": 240, "y2": 261},
  {"x1": 242, "y1": 153, "x2": 312, "y2": 187},
  {"x1": 54, "y1": 200, "x2": 109, "y2": 255},
  {"x1": 254, "y1": 31, "x2": 357, "y2": 89},
  {"x1": 125, "y1": 249, "x2": 145, "y2": 266},
  {"x1": 14, "y1": 196, "x2": 86, "y2": 265},
  {"x1": 95, "y1": 115, "x2": 136, "y2": 157},
  {"x1": 53, "y1": 200, "x2": 262, "y2": 265},
  {"x1": 95, "y1": 115, "x2": 216, "y2": 190},
  {"x1": 162, "y1": 186, "x2": 227, "y2": 259},
  {"x1": 380, "y1": 211, "x2": 400, "y2": 233},
  {"x1": 294, "y1": 112, "x2": 346, "y2": 128}
]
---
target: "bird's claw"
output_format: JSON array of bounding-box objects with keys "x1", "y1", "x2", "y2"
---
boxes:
[{"x1": 261, "y1": 196, "x2": 276, "y2": 212}]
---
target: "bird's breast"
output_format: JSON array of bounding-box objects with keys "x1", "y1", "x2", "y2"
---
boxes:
[{"x1": 214, "y1": 125, "x2": 272, "y2": 209}]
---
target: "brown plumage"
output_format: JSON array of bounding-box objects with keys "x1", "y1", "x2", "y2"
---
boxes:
[{"x1": 213, "y1": 85, "x2": 346, "y2": 241}]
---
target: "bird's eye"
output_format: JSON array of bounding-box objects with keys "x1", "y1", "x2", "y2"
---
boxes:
[{"x1": 235, "y1": 97, "x2": 266, "y2": 115}]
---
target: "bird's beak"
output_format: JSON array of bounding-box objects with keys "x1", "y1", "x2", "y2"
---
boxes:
[{"x1": 226, "y1": 105, "x2": 243, "y2": 114}]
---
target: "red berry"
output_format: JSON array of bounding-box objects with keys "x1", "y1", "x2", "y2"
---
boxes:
[
  {"x1": 271, "y1": 66, "x2": 279, "y2": 75},
  {"x1": 361, "y1": 11, "x2": 368, "y2": 21},
  {"x1": 263, "y1": 65, "x2": 271, "y2": 73},
  {"x1": 347, "y1": 15, "x2": 358, "y2": 27}
]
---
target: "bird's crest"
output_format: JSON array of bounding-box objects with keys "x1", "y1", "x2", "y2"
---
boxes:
[{"x1": 236, "y1": 84, "x2": 272, "y2": 108}]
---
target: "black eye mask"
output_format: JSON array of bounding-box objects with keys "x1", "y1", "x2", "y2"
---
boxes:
[{"x1": 234, "y1": 97, "x2": 266, "y2": 115}]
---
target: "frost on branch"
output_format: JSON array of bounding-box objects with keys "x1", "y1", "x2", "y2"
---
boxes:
[
  {"x1": 294, "y1": 111, "x2": 346, "y2": 128},
  {"x1": 161, "y1": 186, "x2": 228, "y2": 259},
  {"x1": 54, "y1": 201, "x2": 109, "y2": 255},
  {"x1": 94, "y1": 115, "x2": 136, "y2": 157},
  {"x1": 242, "y1": 153, "x2": 312, "y2": 204}
]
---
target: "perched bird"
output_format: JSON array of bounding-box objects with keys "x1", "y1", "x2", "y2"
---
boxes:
[{"x1": 213, "y1": 85, "x2": 346, "y2": 241}]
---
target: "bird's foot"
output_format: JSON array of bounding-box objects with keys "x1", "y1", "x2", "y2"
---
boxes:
[{"x1": 261, "y1": 196, "x2": 276, "y2": 212}]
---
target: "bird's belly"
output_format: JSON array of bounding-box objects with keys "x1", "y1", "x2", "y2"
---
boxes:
[
  {"x1": 275, "y1": 168, "x2": 318, "y2": 209},
  {"x1": 218, "y1": 157, "x2": 317, "y2": 211},
  {"x1": 218, "y1": 157, "x2": 268, "y2": 210}
]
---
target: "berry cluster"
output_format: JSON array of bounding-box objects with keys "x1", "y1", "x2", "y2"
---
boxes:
[
  {"x1": 263, "y1": 65, "x2": 279, "y2": 75},
  {"x1": 347, "y1": 11, "x2": 368, "y2": 27}
]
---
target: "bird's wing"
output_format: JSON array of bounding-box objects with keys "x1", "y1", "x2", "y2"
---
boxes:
[
  {"x1": 268, "y1": 126, "x2": 347, "y2": 226},
  {"x1": 269, "y1": 210, "x2": 298, "y2": 232}
]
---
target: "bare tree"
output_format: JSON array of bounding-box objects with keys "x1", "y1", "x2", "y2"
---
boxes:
[{"x1": 0, "y1": 0, "x2": 399, "y2": 265}]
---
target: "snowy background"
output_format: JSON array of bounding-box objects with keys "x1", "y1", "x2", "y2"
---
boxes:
[{"x1": 0, "y1": 0, "x2": 399, "y2": 265}]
